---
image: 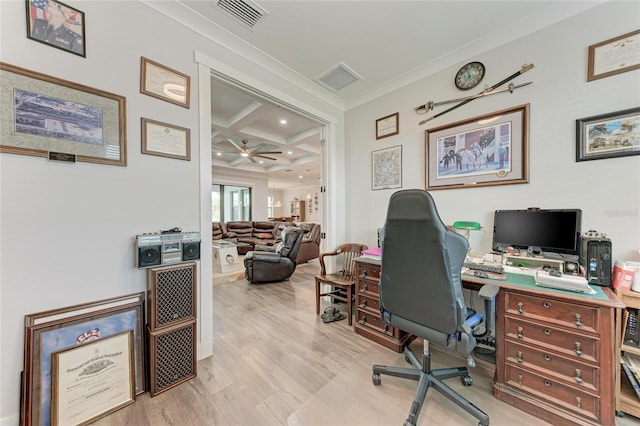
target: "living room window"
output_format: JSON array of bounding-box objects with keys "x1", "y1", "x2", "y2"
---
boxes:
[{"x1": 212, "y1": 184, "x2": 252, "y2": 222}]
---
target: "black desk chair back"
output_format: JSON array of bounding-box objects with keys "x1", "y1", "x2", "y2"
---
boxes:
[{"x1": 372, "y1": 189, "x2": 490, "y2": 426}]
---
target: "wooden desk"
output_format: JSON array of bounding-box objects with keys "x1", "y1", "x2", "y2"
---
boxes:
[{"x1": 354, "y1": 258, "x2": 624, "y2": 426}]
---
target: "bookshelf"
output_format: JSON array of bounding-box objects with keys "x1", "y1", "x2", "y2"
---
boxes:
[{"x1": 616, "y1": 289, "x2": 640, "y2": 417}]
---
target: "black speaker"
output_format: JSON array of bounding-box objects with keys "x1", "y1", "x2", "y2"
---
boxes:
[
  {"x1": 182, "y1": 242, "x2": 201, "y2": 261},
  {"x1": 148, "y1": 321, "x2": 196, "y2": 397},
  {"x1": 138, "y1": 245, "x2": 161, "y2": 268},
  {"x1": 579, "y1": 236, "x2": 612, "y2": 286},
  {"x1": 147, "y1": 262, "x2": 197, "y2": 331}
]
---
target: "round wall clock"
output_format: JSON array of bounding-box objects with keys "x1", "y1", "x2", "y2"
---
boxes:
[{"x1": 455, "y1": 61, "x2": 485, "y2": 90}]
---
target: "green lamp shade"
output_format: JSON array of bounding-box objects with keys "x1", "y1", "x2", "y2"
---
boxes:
[{"x1": 452, "y1": 221, "x2": 482, "y2": 231}]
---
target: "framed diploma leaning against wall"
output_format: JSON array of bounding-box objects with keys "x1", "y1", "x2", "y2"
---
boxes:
[
  {"x1": 51, "y1": 330, "x2": 135, "y2": 426},
  {"x1": 141, "y1": 118, "x2": 191, "y2": 160}
]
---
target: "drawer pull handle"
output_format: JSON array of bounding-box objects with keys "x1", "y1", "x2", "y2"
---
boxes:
[
  {"x1": 543, "y1": 328, "x2": 551, "y2": 336},
  {"x1": 542, "y1": 301, "x2": 552, "y2": 309},
  {"x1": 359, "y1": 315, "x2": 366, "y2": 325},
  {"x1": 575, "y1": 314, "x2": 583, "y2": 328},
  {"x1": 544, "y1": 354, "x2": 552, "y2": 361},
  {"x1": 544, "y1": 379, "x2": 552, "y2": 387},
  {"x1": 362, "y1": 283, "x2": 367, "y2": 291},
  {"x1": 517, "y1": 326, "x2": 523, "y2": 339},
  {"x1": 362, "y1": 270, "x2": 368, "y2": 276},
  {"x1": 383, "y1": 324, "x2": 389, "y2": 333},
  {"x1": 576, "y1": 397, "x2": 582, "y2": 409},
  {"x1": 517, "y1": 374, "x2": 523, "y2": 385},
  {"x1": 517, "y1": 302, "x2": 524, "y2": 315},
  {"x1": 359, "y1": 300, "x2": 367, "y2": 308},
  {"x1": 575, "y1": 369, "x2": 583, "y2": 384},
  {"x1": 517, "y1": 351, "x2": 523, "y2": 363},
  {"x1": 575, "y1": 342, "x2": 583, "y2": 357}
]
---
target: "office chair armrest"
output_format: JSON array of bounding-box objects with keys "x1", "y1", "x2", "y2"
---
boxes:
[
  {"x1": 476, "y1": 284, "x2": 499, "y2": 339},
  {"x1": 478, "y1": 284, "x2": 499, "y2": 300}
]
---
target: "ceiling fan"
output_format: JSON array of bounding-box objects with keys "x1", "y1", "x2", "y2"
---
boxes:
[{"x1": 225, "y1": 139, "x2": 283, "y2": 162}]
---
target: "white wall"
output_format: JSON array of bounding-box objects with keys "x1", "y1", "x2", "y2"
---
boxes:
[
  {"x1": 0, "y1": 1, "x2": 343, "y2": 424},
  {"x1": 346, "y1": 1, "x2": 640, "y2": 263}
]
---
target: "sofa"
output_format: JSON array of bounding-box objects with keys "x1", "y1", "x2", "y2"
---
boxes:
[{"x1": 212, "y1": 220, "x2": 321, "y2": 263}]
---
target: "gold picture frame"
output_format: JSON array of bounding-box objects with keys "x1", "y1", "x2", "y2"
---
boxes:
[
  {"x1": 425, "y1": 104, "x2": 529, "y2": 190},
  {"x1": 588, "y1": 29, "x2": 640, "y2": 81},
  {"x1": 140, "y1": 57, "x2": 190, "y2": 108},
  {"x1": 51, "y1": 331, "x2": 135, "y2": 426},
  {"x1": 0, "y1": 62, "x2": 126, "y2": 166},
  {"x1": 141, "y1": 118, "x2": 191, "y2": 160}
]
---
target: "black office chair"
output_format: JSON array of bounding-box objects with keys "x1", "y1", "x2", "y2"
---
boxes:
[
  {"x1": 244, "y1": 227, "x2": 303, "y2": 284},
  {"x1": 372, "y1": 189, "x2": 491, "y2": 426}
]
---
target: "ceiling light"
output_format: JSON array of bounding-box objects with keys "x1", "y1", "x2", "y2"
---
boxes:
[
  {"x1": 288, "y1": 151, "x2": 292, "y2": 155},
  {"x1": 216, "y1": 152, "x2": 222, "y2": 156},
  {"x1": 280, "y1": 119, "x2": 287, "y2": 124},
  {"x1": 241, "y1": 152, "x2": 249, "y2": 157},
  {"x1": 298, "y1": 175, "x2": 303, "y2": 179},
  {"x1": 259, "y1": 160, "x2": 264, "y2": 164}
]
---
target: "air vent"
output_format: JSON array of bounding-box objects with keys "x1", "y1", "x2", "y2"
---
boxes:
[
  {"x1": 316, "y1": 62, "x2": 362, "y2": 92},
  {"x1": 216, "y1": 0, "x2": 268, "y2": 30}
]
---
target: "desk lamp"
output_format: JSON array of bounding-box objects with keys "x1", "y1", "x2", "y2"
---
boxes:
[{"x1": 452, "y1": 221, "x2": 482, "y2": 253}]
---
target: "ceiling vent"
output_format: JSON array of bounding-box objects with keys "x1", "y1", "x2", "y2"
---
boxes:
[
  {"x1": 216, "y1": 0, "x2": 269, "y2": 30},
  {"x1": 316, "y1": 62, "x2": 362, "y2": 92}
]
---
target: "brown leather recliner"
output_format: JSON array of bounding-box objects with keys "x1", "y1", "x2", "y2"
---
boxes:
[{"x1": 244, "y1": 227, "x2": 303, "y2": 284}]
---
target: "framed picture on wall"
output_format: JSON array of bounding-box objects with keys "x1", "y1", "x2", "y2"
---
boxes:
[
  {"x1": 576, "y1": 107, "x2": 640, "y2": 161},
  {"x1": 372, "y1": 145, "x2": 402, "y2": 190},
  {"x1": 140, "y1": 57, "x2": 191, "y2": 108},
  {"x1": 587, "y1": 29, "x2": 640, "y2": 81},
  {"x1": 25, "y1": 0, "x2": 86, "y2": 57}
]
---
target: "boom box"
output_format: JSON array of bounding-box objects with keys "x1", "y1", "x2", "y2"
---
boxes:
[
  {"x1": 579, "y1": 235, "x2": 612, "y2": 286},
  {"x1": 136, "y1": 232, "x2": 200, "y2": 268}
]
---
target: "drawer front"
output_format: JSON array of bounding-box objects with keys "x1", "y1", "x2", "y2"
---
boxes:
[
  {"x1": 505, "y1": 364, "x2": 600, "y2": 423},
  {"x1": 505, "y1": 292, "x2": 598, "y2": 334},
  {"x1": 505, "y1": 340, "x2": 599, "y2": 392},
  {"x1": 505, "y1": 317, "x2": 599, "y2": 364},
  {"x1": 356, "y1": 310, "x2": 408, "y2": 340},
  {"x1": 358, "y1": 263, "x2": 380, "y2": 280},
  {"x1": 357, "y1": 292, "x2": 381, "y2": 313},
  {"x1": 358, "y1": 277, "x2": 380, "y2": 296}
]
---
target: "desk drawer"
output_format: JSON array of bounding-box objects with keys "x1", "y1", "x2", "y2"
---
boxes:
[
  {"x1": 505, "y1": 340, "x2": 599, "y2": 392},
  {"x1": 504, "y1": 364, "x2": 600, "y2": 423},
  {"x1": 356, "y1": 310, "x2": 408, "y2": 339},
  {"x1": 504, "y1": 292, "x2": 598, "y2": 335},
  {"x1": 359, "y1": 263, "x2": 380, "y2": 280},
  {"x1": 358, "y1": 278, "x2": 380, "y2": 295},
  {"x1": 357, "y1": 293, "x2": 381, "y2": 312},
  {"x1": 505, "y1": 317, "x2": 598, "y2": 364}
]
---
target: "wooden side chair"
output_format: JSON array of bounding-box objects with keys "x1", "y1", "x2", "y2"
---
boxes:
[{"x1": 315, "y1": 243, "x2": 368, "y2": 325}]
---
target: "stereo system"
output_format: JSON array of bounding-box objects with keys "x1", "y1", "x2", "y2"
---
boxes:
[
  {"x1": 579, "y1": 233, "x2": 612, "y2": 287},
  {"x1": 136, "y1": 231, "x2": 201, "y2": 268}
]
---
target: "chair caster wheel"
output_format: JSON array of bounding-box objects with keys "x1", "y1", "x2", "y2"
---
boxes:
[
  {"x1": 372, "y1": 373, "x2": 381, "y2": 385},
  {"x1": 461, "y1": 375, "x2": 473, "y2": 386},
  {"x1": 403, "y1": 420, "x2": 415, "y2": 426},
  {"x1": 405, "y1": 354, "x2": 411, "y2": 364}
]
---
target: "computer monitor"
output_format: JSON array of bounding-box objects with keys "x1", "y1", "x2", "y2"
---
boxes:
[{"x1": 492, "y1": 208, "x2": 582, "y2": 257}]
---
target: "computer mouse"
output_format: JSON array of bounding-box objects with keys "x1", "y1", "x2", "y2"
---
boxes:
[
  {"x1": 549, "y1": 269, "x2": 562, "y2": 277},
  {"x1": 474, "y1": 270, "x2": 489, "y2": 279}
]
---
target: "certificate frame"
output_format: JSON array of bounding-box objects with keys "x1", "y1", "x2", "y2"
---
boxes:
[
  {"x1": 0, "y1": 62, "x2": 126, "y2": 166},
  {"x1": 51, "y1": 330, "x2": 135, "y2": 426},
  {"x1": 576, "y1": 107, "x2": 640, "y2": 162},
  {"x1": 22, "y1": 293, "x2": 145, "y2": 426},
  {"x1": 375, "y1": 112, "x2": 399, "y2": 140},
  {"x1": 587, "y1": 29, "x2": 640, "y2": 81},
  {"x1": 425, "y1": 104, "x2": 529, "y2": 191},
  {"x1": 372, "y1": 145, "x2": 402, "y2": 190},
  {"x1": 141, "y1": 117, "x2": 191, "y2": 160},
  {"x1": 140, "y1": 57, "x2": 191, "y2": 108}
]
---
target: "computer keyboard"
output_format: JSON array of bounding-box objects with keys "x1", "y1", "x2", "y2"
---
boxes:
[{"x1": 463, "y1": 262, "x2": 504, "y2": 274}]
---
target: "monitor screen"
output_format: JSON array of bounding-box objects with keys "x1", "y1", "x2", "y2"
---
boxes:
[{"x1": 492, "y1": 209, "x2": 582, "y2": 256}]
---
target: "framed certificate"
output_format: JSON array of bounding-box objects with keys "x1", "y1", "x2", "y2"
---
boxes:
[
  {"x1": 588, "y1": 29, "x2": 640, "y2": 81},
  {"x1": 140, "y1": 57, "x2": 190, "y2": 108},
  {"x1": 141, "y1": 118, "x2": 191, "y2": 160},
  {"x1": 376, "y1": 112, "x2": 399, "y2": 139}
]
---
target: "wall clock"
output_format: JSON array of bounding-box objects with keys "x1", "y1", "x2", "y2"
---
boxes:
[{"x1": 455, "y1": 61, "x2": 485, "y2": 90}]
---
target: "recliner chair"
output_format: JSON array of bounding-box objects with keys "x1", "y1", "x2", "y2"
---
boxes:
[
  {"x1": 372, "y1": 189, "x2": 491, "y2": 426},
  {"x1": 244, "y1": 227, "x2": 303, "y2": 284}
]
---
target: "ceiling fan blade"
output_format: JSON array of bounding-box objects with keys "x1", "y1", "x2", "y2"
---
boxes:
[
  {"x1": 248, "y1": 143, "x2": 265, "y2": 153},
  {"x1": 247, "y1": 155, "x2": 257, "y2": 163},
  {"x1": 253, "y1": 151, "x2": 282, "y2": 155},
  {"x1": 253, "y1": 154, "x2": 278, "y2": 161},
  {"x1": 225, "y1": 138, "x2": 243, "y2": 152}
]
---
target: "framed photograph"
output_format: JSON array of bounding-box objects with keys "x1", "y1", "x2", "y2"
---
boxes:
[
  {"x1": 588, "y1": 29, "x2": 640, "y2": 81},
  {"x1": 376, "y1": 112, "x2": 399, "y2": 139},
  {"x1": 0, "y1": 62, "x2": 126, "y2": 166},
  {"x1": 141, "y1": 117, "x2": 191, "y2": 160},
  {"x1": 576, "y1": 107, "x2": 640, "y2": 162},
  {"x1": 25, "y1": 0, "x2": 85, "y2": 57},
  {"x1": 22, "y1": 293, "x2": 145, "y2": 426},
  {"x1": 140, "y1": 57, "x2": 190, "y2": 108},
  {"x1": 425, "y1": 104, "x2": 529, "y2": 191},
  {"x1": 372, "y1": 145, "x2": 402, "y2": 190},
  {"x1": 51, "y1": 330, "x2": 135, "y2": 426}
]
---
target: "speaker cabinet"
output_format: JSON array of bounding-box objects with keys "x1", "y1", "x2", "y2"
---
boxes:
[
  {"x1": 579, "y1": 237, "x2": 612, "y2": 286},
  {"x1": 147, "y1": 262, "x2": 197, "y2": 332},
  {"x1": 148, "y1": 321, "x2": 196, "y2": 397},
  {"x1": 182, "y1": 241, "x2": 201, "y2": 261},
  {"x1": 138, "y1": 245, "x2": 161, "y2": 268}
]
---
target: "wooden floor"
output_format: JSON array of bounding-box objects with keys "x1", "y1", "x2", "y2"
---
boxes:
[{"x1": 96, "y1": 262, "x2": 640, "y2": 426}]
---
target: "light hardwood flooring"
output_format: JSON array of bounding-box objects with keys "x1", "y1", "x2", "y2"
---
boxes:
[{"x1": 96, "y1": 262, "x2": 640, "y2": 425}]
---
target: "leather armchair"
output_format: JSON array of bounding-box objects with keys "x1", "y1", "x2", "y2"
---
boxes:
[{"x1": 244, "y1": 227, "x2": 303, "y2": 284}]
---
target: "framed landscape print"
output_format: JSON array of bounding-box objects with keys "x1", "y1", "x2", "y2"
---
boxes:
[{"x1": 576, "y1": 107, "x2": 640, "y2": 161}]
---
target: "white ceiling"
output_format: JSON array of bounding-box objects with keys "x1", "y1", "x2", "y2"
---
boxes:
[{"x1": 151, "y1": 0, "x2": 604, "y2": 189}]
